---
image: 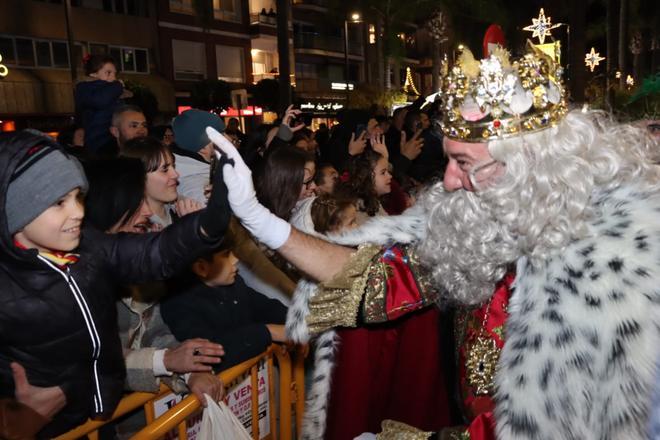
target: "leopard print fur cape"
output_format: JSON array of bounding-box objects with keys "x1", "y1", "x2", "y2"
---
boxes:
[{"x1": 496, "y1": 184, "x2": 660, "y2": 439}]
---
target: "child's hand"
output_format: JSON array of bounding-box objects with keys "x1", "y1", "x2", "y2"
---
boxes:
[
  {"x1": 370, "y1": 134, "x2": 388, "y2": 160},
  {"x1": 175, "y1": 197, "x2": 204, "y2": 217},
  {"x1": 187, "y1": 372, "x2": 225, "y2": 406},
  {"x1": 266, "y1": 324, "x2": 288, "y2": 343},
  {"x1": 11, "y1": 362, "x2": 66, "y2": 420}
]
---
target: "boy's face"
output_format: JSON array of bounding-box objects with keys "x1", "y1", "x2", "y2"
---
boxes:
[
  {"x1": 198, "y1": 250, "x2": 239, "y2": 287},
  {"x1": 14, "y1": 188, "x2": 84, "y2": 253}
]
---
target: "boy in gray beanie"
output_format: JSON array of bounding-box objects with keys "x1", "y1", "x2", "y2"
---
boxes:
[
  {"x1": 7, "y1": 143, "x2": 88, "y2": 237},
  {"x1": 0, "y1": 130, "x2": 231, "y2": 438}
]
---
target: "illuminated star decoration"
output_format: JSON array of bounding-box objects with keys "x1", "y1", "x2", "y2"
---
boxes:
[
  {"x1": 0, "y1": 54, "x2": 8, "y2": 78},
  {"x1": 523, "y1": 8, "x2": 561, "y2": 45},
  {"x1": 584, "y1": 47, "x2": 605, "y2": 72}
]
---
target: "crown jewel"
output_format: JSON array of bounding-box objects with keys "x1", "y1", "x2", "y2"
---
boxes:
[{"x1": 440, "y1": 41, "x2": 567, "y2": 142}]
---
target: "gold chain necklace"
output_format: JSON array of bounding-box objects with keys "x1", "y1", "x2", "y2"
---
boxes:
[{"x1": 465, "y1": 295, "x2": 501, "y2": 396}]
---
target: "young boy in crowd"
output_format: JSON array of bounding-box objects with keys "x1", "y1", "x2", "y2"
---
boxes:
[
  {"x1": 161, "y1": 237, "x2": 288, "y2": 371},
  {"x1": 0, "y1": 131, "x2": 229, "y2": 438}
]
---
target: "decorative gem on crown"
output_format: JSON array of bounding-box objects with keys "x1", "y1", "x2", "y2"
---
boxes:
[{"x1": 439, "y1": 41, "x2": 567, "y2": 142}]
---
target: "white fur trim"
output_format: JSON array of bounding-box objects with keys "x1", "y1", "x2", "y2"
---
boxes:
[{"x1": 495, "y1": 184, "x2": 660, "y2": 439}]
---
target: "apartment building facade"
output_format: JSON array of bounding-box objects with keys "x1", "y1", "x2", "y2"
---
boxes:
[{"x1": 0, "y1": 0, "x2": 173, "y2": 132}]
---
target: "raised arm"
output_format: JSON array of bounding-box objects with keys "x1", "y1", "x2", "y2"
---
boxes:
[{"x1": 206, "y1": 127, "x2": 353, "y2": 283}]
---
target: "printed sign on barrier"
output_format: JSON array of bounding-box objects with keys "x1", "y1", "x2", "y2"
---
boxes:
[{"x1": 153, "y1": 361, "x2": 270, "y2": 439}]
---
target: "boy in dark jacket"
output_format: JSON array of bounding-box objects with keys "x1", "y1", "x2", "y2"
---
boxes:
[
  {"x1": 0, "y1": 131, "x2": 231, "y2": 438},
  {"x1": 161, "y1": 238, "x2": 288, "y2": 372}
]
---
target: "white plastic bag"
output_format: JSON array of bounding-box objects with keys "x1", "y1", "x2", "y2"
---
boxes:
[{"x1": 198, "y1": 394, "x2": 253, "y2": 440}]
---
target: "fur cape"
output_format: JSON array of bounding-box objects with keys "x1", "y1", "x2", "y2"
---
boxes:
[
  {"x1": 495, "y1": 184, "x2": 660, "y2": 440},
  {"x1": 286, "y1": 185, "x2": 660, "y2": 440}
]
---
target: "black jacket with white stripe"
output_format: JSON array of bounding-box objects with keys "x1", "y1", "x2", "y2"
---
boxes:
[{"x1": 0, "y1": 132, "x2": 223, "y2": 438}]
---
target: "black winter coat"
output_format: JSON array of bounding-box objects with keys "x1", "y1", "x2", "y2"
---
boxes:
[
  {"x1": 161, "y1": 277, "x2": 286, "y2": 372},
  {"x1": 0, "y1": 133, "x2": 222, "y2": 438}
]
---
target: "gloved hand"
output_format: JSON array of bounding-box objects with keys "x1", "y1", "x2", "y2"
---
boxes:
[
  {"x1": 206, "y1": 127, "x2": 292, "y2": 249},
  {"x1": 198, "y1": 148, "x2": 232, "y2": 242}
]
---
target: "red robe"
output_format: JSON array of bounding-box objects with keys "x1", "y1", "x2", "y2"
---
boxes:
[{"x1": 323, "y1": 246, "x2": 455, "y2": 439}]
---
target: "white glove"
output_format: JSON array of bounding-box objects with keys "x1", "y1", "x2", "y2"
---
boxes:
[{"x1": 206, "y1": 127, "x2": 291, "y2": 249}]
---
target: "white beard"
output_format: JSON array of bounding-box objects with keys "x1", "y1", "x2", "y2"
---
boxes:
[{"x1": 416, "y1": 186, "x2": 522, "y2": 306}]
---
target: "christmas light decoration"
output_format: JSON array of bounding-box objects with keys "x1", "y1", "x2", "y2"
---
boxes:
[
  {"x1": 0, "y1": 54, "x2": 8, "y2": 78},
  {"x1": 584, "y1": 47, "x2": 605, "y2": 72},
  {"x1": 403, "y1": 67, "x2": 420, "y2": 95},
  {"x1": 427, "y1": 11, "x2": 449, "y2": 44},
  {"x1": 523, "y1": 8, "x2": 561, "y2": 45}
]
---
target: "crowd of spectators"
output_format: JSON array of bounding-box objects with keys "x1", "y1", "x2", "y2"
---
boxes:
[{"x1": 0, "y1": 48, "x2": 449, "y2": 438}]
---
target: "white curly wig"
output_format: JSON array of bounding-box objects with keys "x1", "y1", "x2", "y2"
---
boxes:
[{"x1": 416, "y1": 109, "x2": 660, "y2": 305}]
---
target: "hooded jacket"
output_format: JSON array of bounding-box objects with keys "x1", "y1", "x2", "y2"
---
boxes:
[{"x1": 0, "y1": 132, "x2": 222, "y2": 437}]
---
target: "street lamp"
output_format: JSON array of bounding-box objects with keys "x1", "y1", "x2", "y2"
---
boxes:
[{"x1": 344, "y1": 12, "x2": 362, "y2": 104}]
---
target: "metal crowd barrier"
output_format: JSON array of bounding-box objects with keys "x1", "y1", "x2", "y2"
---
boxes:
[{"x1": 54, "y1": 344, "x2": 306, "y2": 440}]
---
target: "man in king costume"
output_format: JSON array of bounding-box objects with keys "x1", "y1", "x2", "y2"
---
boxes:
[{"x1": 207, "y1": 42, "x2": 660, "y2": 440}]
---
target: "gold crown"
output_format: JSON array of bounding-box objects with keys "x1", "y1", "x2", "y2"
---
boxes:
[{"x1": 439, "y1": 41, "x2": 568, "y2": 142}]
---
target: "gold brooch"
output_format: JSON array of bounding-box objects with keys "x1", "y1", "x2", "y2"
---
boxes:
[{"x1": 466, "y1": 336, "x2": 500, "y2": 395}]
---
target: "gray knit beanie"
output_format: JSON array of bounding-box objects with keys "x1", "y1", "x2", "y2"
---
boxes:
[{"x1": 6, "y1": 145, "x2": 88, "y2": 235}]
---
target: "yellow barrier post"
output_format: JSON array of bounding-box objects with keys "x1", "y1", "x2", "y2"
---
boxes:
[
  {"x1": 267, "y1": 355, "x2": 277, "y2": 440},
  {"x1": 250, "y1": 365, "x2": 260, "y2": 439},
  {"x1": 274, "y1": 346, "x2": 292, "y2": 440}
]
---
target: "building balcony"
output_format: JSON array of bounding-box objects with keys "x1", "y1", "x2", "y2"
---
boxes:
[
  {"x1": 294, "y1": 33, "x2": 363, "y2": 57},
  {"x1": 250, "y1": 12, "x2": 277, "y2": 26}
]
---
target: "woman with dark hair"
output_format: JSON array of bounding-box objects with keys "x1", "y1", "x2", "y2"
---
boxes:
[
  {"x1": 75, "y1": 54, "x2": 133, "y2": 155},
  {"x1": 83, "y1": 158, "x2": 152, "y2": 233},
  {"x1": 119, "y1": 136, "x2": 198, "y2": 229},
  {"x1": 255, "y1": 145, "x2": 316, "y2": 221}
]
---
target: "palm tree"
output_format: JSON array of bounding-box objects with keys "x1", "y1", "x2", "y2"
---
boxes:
[{"x1": 618, "y1": 0, "x2": 628, "y2": 87}]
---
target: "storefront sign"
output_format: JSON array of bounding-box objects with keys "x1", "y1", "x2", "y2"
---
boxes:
[
  {"x1": 331, "y1": 82, "x2": 354, "y2": 91},
  {"x1": 176, "y1": 106, "x2": 263, "y2": 117},
  {"x1": 300, "y1": 101, "x2": 344, "y2": 113}
]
